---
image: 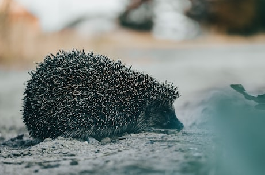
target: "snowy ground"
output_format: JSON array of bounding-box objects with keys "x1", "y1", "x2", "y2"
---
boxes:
[{"x1": 0, "y1": 43, "x2": 265, "y2": 175}]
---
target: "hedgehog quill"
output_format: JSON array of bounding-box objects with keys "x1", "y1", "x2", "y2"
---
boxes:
[{"x1": 23, "y1": 50, "x2": 183, "y2": 141}]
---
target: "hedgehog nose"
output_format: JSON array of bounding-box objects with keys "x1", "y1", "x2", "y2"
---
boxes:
[
  {"x1": 165, "y1": 116, "x2": 184, "y2": 130},
  {"x1": 177, "y1": 122, "x2": 184, "y2": 130}
]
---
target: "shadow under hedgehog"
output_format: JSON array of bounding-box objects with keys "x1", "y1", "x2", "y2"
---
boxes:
[{"x1": 23, "y1": 50, "x2": 183, "y2": 141}]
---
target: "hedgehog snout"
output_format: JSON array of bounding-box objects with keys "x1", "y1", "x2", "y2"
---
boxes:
[
  {"x1": 163, "y1": 111, "x2": 184, "y2": 130},
  {"x1": 146, "y1": 104, "x2": 184, "y2": 130}
]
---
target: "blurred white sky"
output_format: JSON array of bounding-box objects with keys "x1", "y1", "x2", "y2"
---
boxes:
[{"x1": 16, "y1": 0, "x2": 126, "y2": 32}]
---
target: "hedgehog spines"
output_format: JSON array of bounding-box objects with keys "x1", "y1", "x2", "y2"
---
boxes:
[{"x1": 23, "y1": 49, "x2": 181, "y2": 140}]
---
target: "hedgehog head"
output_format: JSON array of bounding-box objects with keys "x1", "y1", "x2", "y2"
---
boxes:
[
  {"x1": 145, "y1": 101, "x2": 183, "y2": 130},
  {"x1": 145, "y1": 82, "x2": 183, "y2": 130}
]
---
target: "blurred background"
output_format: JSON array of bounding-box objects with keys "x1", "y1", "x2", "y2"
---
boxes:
[
  {"x1": 0, "y1": 0, "x2": 265, "y2": 174},
  {"x1": 0, "y1": 0, "x2": 264, "y2": 66}
]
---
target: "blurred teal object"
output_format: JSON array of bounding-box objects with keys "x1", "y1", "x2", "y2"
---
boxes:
[{"x1": 204, "y1": 84, "x2": 265, "y2": 175}]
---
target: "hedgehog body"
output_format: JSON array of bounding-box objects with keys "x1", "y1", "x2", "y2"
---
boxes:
[{"x1": 23, "y1": 50, "x2": 183, "y2": 140}]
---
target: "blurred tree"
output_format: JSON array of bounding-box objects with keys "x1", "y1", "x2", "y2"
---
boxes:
[
  {"x1": 186, "y1": 0, "x2": 265, "y2": 35},
  {"x1": 0, "y1": 0, "x2": 40, "y2": 64},
  {"x1": 119, "y1": 0, "x2": 153, "y2": 31},
  {"x1": 0, "y1": 0, "x2": 11, "y2": 62}
]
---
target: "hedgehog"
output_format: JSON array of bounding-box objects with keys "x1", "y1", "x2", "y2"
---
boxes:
[{"x1": 23, "y1": 50, "x2": 183, "y2": 141}]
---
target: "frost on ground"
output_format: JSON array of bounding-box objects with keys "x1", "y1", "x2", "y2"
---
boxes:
[{"x1": 0, "y1": 130, "x2": 212, "y2": 175}]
